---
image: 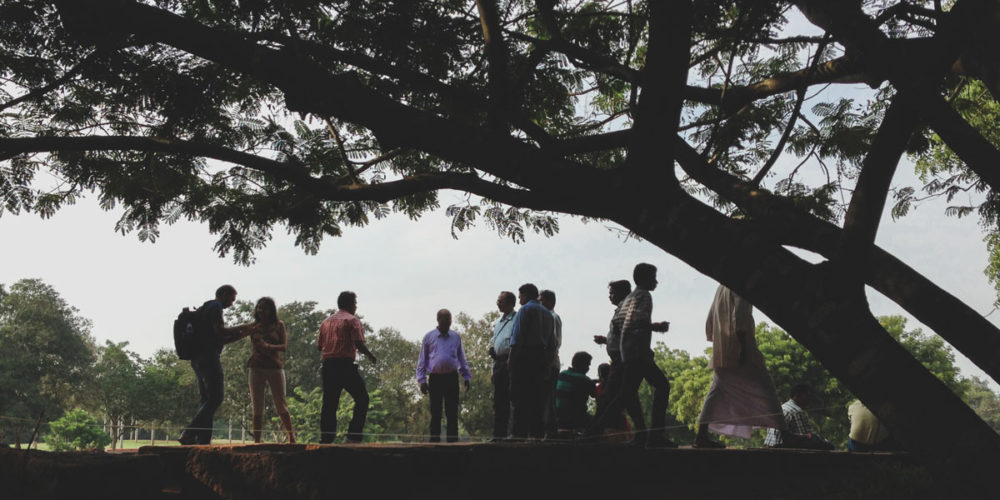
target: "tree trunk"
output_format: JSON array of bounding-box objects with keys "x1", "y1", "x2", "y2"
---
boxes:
[{"x1": 621, "y1": 191, "x2": 1000, "y2": 453}]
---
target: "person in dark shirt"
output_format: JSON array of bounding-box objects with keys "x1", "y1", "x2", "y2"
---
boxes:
[
  {"x1": 556, "y1": 352, "x2": 597, "y2": 432},
  {"x1": 178, "y1": 284, "x2": 251, "y2": 445},
  {"x1": 508, "y1": 283, "x2": 554, "y2": 439}
]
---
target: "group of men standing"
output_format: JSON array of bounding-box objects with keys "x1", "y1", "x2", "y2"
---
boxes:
[{"x1": 489, "y1": 264, "x2": 675, "y2": 446}]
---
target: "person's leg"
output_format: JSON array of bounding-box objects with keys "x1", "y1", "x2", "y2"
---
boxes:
[
  {"x1": 180, "y1": 359, "x2": 209, "y2": 443},
  {"x1": 639, "y1": 359, "x2": 670, "y2": 440},
  {"x1": 319, "y1": 359, "x2": 343, "y2": 444},
  {"x1": 589, "y1": 360, "x2": 643, "y2": 437},
  {"x1": 492, "y1": 364, "x2": 511, "y2": 439},
  {"x1": 428, "y1": 374, "x2": 444, "y2": 442},
  {"x1": 268, "y1": 369, "x2": 294, "y2": 443},
  {"x1": 542, "y1": 366, "x2": 559, "y2": 438},
  {"x1": 249, "y1": 368, "x2": 267, "y2": 443},
  {"x1": 508, "y1": 350, "x2": 528, "y2": 438},
  {"x1": 342, "y1": 363, "x2": 369, "y2": 442},
  {"x1": 444, "y1": 372, "x2": 460, "y2": 442},
  {"x1": 193, "y1": 355, "x2": 224, "y2": 444}
]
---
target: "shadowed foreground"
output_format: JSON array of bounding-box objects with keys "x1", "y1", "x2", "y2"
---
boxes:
[{"x1": 3, "y1": 442, "x2": 997, "y2": 499}]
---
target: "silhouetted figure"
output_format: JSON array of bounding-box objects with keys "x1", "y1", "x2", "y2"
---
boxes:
[
  {"x1": 592, "y1": 279, "x2": 639, "y2": 438},
  {"x1": 556, "y1": 352, "x2": 596, "y2": 432},
  {"x1": 588, "y1": 264, "x2": 674, "y2": 447},
  {"x1": 693, "y1": 285, "x2": 784, "y2": 448},
  {"x1": 247, "y1": 297, "x2": 295, "y2": 444},
  {"x1": 595, "y1": 362, "x2": 630, "y2": 439},
  {"x1": 539, "y1": 289, "x2": 562, "y2": 438},
  {"x1": 488, "y1": 291, "x2": 517, "y2": 440},
  {"x1": 318, "y1": 291, "x2": 377, "y2": 444},
  {"x1": 417, "y1": 309, "x2": 471, "y2": 443},
  {"x1": 179, "y1": 284, "x2": 249, "y2": 445},
  {"x1": 508, "y1": 283, "x2": 555, "y2": 439}
]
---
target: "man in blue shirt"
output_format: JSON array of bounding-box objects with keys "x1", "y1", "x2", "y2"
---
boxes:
[
  {"x1": 508, "y1": 283, "x2": 554, "y2": 439},
  {"x1": 417, "y1": 309, "x2": 471, "y2": 442},
  {"x1": 488, "y1": 291, "x2": 517, "y2": 440}
]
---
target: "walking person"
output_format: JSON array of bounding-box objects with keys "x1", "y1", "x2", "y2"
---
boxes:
[
  {"x1": 318, "y1": 291, "x2": 377, "y2": 444},
  {"x1": 591, "y1": 279, "x2": 639, "y2": 438},
  {"x1": 488, "y1": 291, "x2": 517, "y2": 440},
  {"x1": 417, "y1": 309, "x2": 472, "y2": 442},
  {"x1": 693, "y1": 285, "x2": 784, "y2": 448},
  {"x1": 179, "y1": 284, "x2": 250, "y2": 445},
  {"x1": 587, "y1": 264, "x2": 674, "y2": 447},
  {"x1": 246, "y1": 297, "x2": 295, "y2": 444}
]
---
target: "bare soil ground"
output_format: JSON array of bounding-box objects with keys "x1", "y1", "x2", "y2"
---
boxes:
[{"x1": 3, "y1": 442, "x2": 997, "y2": 499}]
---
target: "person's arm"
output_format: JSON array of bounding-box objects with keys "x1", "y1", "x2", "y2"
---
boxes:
[
  {"x1": 593, "y1": 335, "x2": 607, "y2": 345},
  {"x1": 416, "y1": 336, "x2": 428, "y2": 392},
  {"x1": 217, "y1": 321, "x2": 252, "y2": 344},
  {"x1": 456, "y1": 335, "x2": 471, "y2": 390},
  {"x1": 258, "y1": 322, "x2": 288, "y2": 351},
  {"x1": 356, "y1": 341, "x2": 377, "y2": 365}
]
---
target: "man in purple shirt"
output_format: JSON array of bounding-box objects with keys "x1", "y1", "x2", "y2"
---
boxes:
[{"x1": 417, "y1": 309, "x2": 472, "y2": 442}]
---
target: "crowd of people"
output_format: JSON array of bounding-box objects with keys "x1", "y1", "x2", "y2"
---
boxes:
[{"x1": 175, "y1": 263, "x2": 894, "y2": 450}]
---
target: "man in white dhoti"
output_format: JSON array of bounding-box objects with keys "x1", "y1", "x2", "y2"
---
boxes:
[{"x1": 693, "y1": 284, "x2": 786, "y2": 448}]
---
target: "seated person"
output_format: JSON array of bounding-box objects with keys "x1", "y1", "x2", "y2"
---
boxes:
[{"x1": 555, "y1": 352, "x2": 597, "y2": 432}]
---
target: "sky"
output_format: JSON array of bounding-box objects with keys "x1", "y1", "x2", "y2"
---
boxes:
[{"x1": 1, "y1": 166, "x2": 998, "y2": 392}]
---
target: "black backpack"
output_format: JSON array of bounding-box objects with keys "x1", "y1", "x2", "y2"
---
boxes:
[{"x1": 173, "y1": 306, "x2": 203, "y2": 360}]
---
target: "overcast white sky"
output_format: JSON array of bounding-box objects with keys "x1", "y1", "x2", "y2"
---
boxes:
[{"x1": 1, "y1": 164, "x2": 997, "y2": 391}]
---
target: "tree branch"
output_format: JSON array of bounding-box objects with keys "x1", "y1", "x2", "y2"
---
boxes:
[
  {"x1": 475, "y1": 0, "x2": 512, "y2": 132},
  {"x1": 50, "y1": 0, "x2": 605, "y2": 198},
  {"x1": 672, "y1": 135, "x2": 1000, "y2": 385},
  {"x1": 0, "y1": 135, "x2": 568, "y2": 213}
]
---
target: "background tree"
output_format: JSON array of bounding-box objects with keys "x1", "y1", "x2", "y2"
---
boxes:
[
  {"x1": 91, "y1": 340, "x2": 144, "y2": 450},
  {"x1": 0, "y1": 279, "x2": 95, "y2": 446},
  {"x1": 135, "y1": 349, "x2": 198, "y2": 443},
  {"x1": 4, "y1": 0, "x2": 1000, "y2": 451},
  {"x1": 453, "y1": 311, "x2": 496, "y2": 438}
]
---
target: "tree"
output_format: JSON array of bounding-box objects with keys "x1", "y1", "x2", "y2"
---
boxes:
[
  {"x1": 0, "y1": 279, "x2": 95, "y2": 445},
  {"x1": 453, "y1": 312, "x2": 497, "y2": 438},
  {"x1": 135, "y1": 349, "x2": 199, "y2": 443},
  {"x1": 3, "y1": 0, "x2": 1000, "y2": 451},
  {"x1": 91, "y1": 340, "x2": 144, "y2": 450},
  {"x1": 359, "y1": 327, "x2": 429, "y2": 440}
]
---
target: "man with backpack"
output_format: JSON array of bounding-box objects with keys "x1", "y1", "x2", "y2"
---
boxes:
[{"x1": 178, "y1": 284, "x2": 249, "y2": 445}]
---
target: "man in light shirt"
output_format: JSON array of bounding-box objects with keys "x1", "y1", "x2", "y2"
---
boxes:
[
  {"x1": 318, "y1": 291, "x2": 377, "y2": 444},
  {"x1": 489, "y1": 291, "x2": 517, "y2": 440},
  {"x1": 539, "y1": 289, "x2": 562, "y2": 438},
  {"x1": 417, "y1": 309, "x2": 472, "y2": 443}
]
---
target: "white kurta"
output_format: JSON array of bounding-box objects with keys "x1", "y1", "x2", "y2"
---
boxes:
[{"x1": 698, "y1": 285, "x2": 784, "y2": 438}]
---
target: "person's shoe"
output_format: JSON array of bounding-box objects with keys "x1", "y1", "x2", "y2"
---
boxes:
[{"x1": 692, "y1": 437, "x2": 726, "y2": 449}]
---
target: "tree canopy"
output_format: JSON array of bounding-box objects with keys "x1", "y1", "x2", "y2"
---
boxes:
[{"x1": 3, "y1": 0, "x2": 1000, "y2": 451}]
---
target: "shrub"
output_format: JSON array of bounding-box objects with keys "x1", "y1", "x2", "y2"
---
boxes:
[{"x1": 46, "y1": 409, "x2": 112, "y2": 451}]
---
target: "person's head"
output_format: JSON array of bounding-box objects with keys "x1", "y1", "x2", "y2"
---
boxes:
[
  {"x1": 789, "y1": 384, "x2": 812, "y2": 407},
  {"x1": 571, "y1": 351, "x2": 592, "y2": 372},
  {"x1": 254, "y1": 297, "x2": 278, "y2": 324},
  {"x1": 215, "y1": 284, "x2": 237, "y2": 308},
  {"x1": 337, "y1": 291, "x2": 358, "y2": 314},
  {"x1": 518, "y1": 283, "x2": 539, "y2": 306},
  {"x1": 597, "y1": 363, "x2": 611, "y2": 383},
  {"x1": 539, "y1": 289, "x2": 556, "y2": 311},
  {"x1": 497, "y1": 291, "x2": 516, "y2": 314},
  {"x1": 608, "y1": 280, "x2": 631, "y2": 305},
  {"x1": 437, "y1": 309, "x2": 452, "y2": 332},
  {"x1": 633, "y1": 263, "x2": 658, "y2": 291}
]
